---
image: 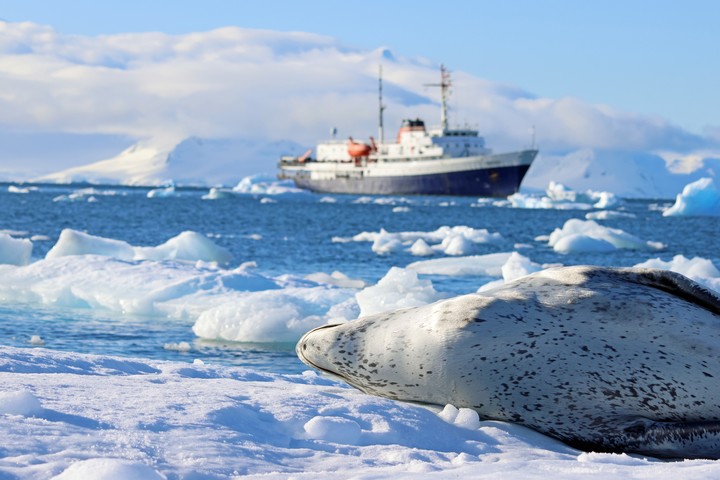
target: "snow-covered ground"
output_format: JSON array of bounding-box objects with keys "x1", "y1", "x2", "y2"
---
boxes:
[{"x1": 4, "y1": 346, "x2": 720, "y2": 480}]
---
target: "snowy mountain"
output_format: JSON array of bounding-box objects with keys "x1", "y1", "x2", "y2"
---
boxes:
[
  {"x1": 33, "y1": 134, "x2": 719, "y2": 199},
  {"x1": 34, "y1": 137, "x2": 306, "y2": 187},
  {"x1": 522, "y1": 148, "x2": 720, "y2": 199}
]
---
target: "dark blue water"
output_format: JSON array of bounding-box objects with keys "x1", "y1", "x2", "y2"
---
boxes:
[{"x1": 1, "y1": 184, "x2": 718, "y2": 373}]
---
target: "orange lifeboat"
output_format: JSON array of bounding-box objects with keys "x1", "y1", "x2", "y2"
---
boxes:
[{"x1": 347, "y1": 137, "x2": 373, "y2": 158}]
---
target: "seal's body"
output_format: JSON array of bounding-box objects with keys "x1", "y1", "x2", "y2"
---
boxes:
[{"x1": 297, "y1": 266, "x2": 720, "y2": 459}]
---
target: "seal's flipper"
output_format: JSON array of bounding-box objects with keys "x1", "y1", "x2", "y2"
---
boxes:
[
  {"x1": 617, "y1": 268, "x2": 720, "y2": 316},
  {"x1": 618, "y1": 418, "x2": 720, "y2": 459}
]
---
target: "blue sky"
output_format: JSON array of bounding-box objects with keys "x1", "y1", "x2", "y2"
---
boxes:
[{"x1": 3, "y1": 0, "x2": 718, "y2": 135}]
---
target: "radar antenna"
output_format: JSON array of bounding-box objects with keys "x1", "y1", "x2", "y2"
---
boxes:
[
  {"x1": 424, "y1": 64, "x2": 452, "y2": 133},
  {"x1": 378, "y1": 64, "x2": 386, "y2": 144}
]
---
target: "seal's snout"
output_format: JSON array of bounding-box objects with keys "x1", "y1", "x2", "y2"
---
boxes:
[{"x1": 296, "y1": 323, "x2": 343, "y2": 374}]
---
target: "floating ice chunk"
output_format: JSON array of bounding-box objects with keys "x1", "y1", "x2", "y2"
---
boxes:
[
  {"x1": 202, "y1": 187, "x2": 234, "y2": 200},
  {"x1": 8, "y1": 185, "x2": 32, "y2": 193},
  {"x1": 29, "y1": 335, "x2": 45, "y2": 345},
  {"x1": 233, "y1": 174, "x2": 306, "y2": 195},
  {"x1": 304, "y1": 271, "x2": 366, "y2": 289},
  {"x1": 547, "y1": 219, "x2": 662, "y2": 253},
  {"x1": 371, "y1": 229, "x2": 404, "y2": 255},
  {"x1": 147, "y1": 185, "x2": 176, "y2": 198},
  {"x1": 47, "y1": 229, "x2": 232, "y2": 264},
  {"x1": 585, "y1": 210, "x2": 636, "y2": 220},
  {"x1": 46, "y1": 229, "x2": 135, "y2": 260},
  {"x1": 510, "y1": 182, "x2": 619, "y2": 211},
  {"x1": 342, "y1": 226, "x2": 502, "y2": 256},
  {"x1": 0, "y1": 390, "x2": 42, "y2": 416},
  {"x1": 591, "y1": 191, "x2": 618, "y2": 209},
  {"x1": 355, "y1": 267, "x2": 445, "y2": 317},
  {"x1": 546, "y1": 181, "x2": 577, "y2": 202},
  {"x1": 304, "y1": 416, "x2": 362, "y2": 444},
  {"x1": 501, "y1": 252, "x2": 543, "y2": 282},
  {"x1": 192, "y1": 285, "x2": 355, "y2": 343},
  {"x1": 553, "y1": 234, "x2": 617, "y2": 254},
  {"x1": 164, "y1": 341, "x2": 191, "y2": 352},
  {"x1": 319, "y1": 196, "x2": 337, "y2": 203},
  {"x1": 52, "y1": 458, "x2": 165, "y2": 480},
  {"x1": 663, "y1": 177, "x2": 720, "y2": 216},
  {"x1": 409, "y1": 239, "x2": 434, "y2": 256},
  {"x1": 407, "y1": 252, "x2": 513, "y2": 277},
  {"x1": 634, "y1": 254, "x2": 720, "y2": 292},
  {"x1": 392, "y1": 206, "x2": 410, "y2": 213},
  {"x1": 134, "y1": 231, "x2": 233, "y2": 264},
  {"x1": 0, "y1": 233, "x2": 32, "y2": 266},
  {"x1": 435, "y1": 233, "x2": 472, "y2": 256}
]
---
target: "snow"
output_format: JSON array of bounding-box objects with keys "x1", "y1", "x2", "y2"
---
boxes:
[
  {"x1": 2, "y1": 346, "x2": 720, "y2": 479},
  {"x1": 335, "y1": 226, "x2": 503, "y2": 256},
  {"x1": 663, "y1": 177, "x2": 720, "y2": 216},
  {"x1": 547, "y1": 219, "x2": 664, "y2": 254}
]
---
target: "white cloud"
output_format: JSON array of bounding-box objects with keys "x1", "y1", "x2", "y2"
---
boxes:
[{"x1": 0, "y1": 20, "x2": 717, "y2": 166}]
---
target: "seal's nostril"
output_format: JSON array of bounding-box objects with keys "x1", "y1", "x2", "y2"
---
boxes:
[{"x1": 302, "y1": 343, "x2": 307, "y2": 351}]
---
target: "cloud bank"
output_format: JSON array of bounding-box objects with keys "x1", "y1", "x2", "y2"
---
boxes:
[{"x1": 0, "y1": 21, "x2": 717, "y2": 178}]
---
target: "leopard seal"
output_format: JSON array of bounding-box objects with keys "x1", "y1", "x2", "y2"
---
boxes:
[{"x1": 297, "y1": 266, "x2": 720, "y2": 459}]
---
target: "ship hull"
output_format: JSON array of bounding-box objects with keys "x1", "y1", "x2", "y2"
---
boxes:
[{"x1": 281, "y1": 150, "x2": 537, "y2": 197}]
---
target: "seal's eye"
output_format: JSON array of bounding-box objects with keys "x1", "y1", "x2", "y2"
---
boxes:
[{"x1": 302, "y1": 343, "x2": 307, "y2": 351}]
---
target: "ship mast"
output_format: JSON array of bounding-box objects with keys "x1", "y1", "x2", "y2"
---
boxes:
[
  {"x1": 378, "y1": 64, "x2": 385, "y2": 144},
  {"x1": 425, "y1": 64, "x2": 452, "y2": 133}
]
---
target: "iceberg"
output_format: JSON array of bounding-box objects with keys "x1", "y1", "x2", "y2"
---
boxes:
[{"x1": 663, "y1": 177, "x2": 720, "y2": 217}]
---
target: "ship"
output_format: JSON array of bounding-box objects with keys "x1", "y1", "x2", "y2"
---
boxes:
[{"x1": 279, "y1": 65, "x2": 538, "y2": 197}]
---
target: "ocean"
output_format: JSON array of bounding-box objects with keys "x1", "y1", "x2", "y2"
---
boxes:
[{"x1": 1, "y1": 182, "x2": 718, "y2": 374}]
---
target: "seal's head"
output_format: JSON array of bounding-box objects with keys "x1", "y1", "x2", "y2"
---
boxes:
[{"x1": 296, "y1": 294, "x2": 494, "y2": 404}]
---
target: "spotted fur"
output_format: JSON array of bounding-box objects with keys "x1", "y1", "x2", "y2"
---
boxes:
[{"x1": 297, "y1": 266, "x2": 720, "y2": 459}]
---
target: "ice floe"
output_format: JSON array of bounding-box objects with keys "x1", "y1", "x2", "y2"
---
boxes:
[
  {"x1": 335, "y1": 226, "x2": 503, "y2": 256},
  {"x1": 509, "y1": 182, "x2": 620, "y2": 210},
  {"x1": 547, "y1": 219, "x2": 664, "y2": 253},
  {"x1": 0, "y1": 233, "x2": 33, "y2": 266},
  {"x1": 634, "y1": 254, "x2": 720, "y2": 292},
  {"x1": 355, "y1": 267, "x2": 446, "y2": 317},
  {"x1": 663, "y1": 177, "x2": 720, "y2": 217},
  {"x1": 232, "y1": 174, "x2": 306, "y2": 195}
]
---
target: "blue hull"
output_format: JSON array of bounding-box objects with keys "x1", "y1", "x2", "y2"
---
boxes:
[{"x1": 293, "y1": 163, "x2": 532, "y2": 197}]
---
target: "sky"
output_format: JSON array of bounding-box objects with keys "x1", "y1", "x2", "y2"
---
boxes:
[
  {"x1": 4, "y1": 0, "x2": 718, "y2": 134},
  {"x1": 0, "y1": 0, "x2": 719, "y2": 177}
]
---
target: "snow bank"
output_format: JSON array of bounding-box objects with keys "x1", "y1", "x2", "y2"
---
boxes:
[
  {"x1": 2, "y1": 346, "x2": 717, "y2": 479},
  {"x1": 0, "y1": 233, "x2": 32, "y2": 266},
  {"x1": 0, "y1": 390, "x2": 42, "y2": 416},
  {"x1": 336, "y1": 226, "x2": 503, "y2": 256},
  {"x1": 509, "y1": 182, "x2": 619, "y2": 210},
  {"x1": 53, "y1": 458, "x2": 165, "y2": 480},
  {"x1": 634, "y1": 255, "x2": 720, "y2": 292},
  {"x1": 355, "y1": 267, "x2": 446, "y2": 317},
  {"x1": 46, "y1": 229, "x2": 232, "y2": 265},
  {"x1": 547, "y1": 219, "x2": 664, "y2": 253},
  {"x1": 663, "y1": 177, "x2": 720, "y2": 217}
]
